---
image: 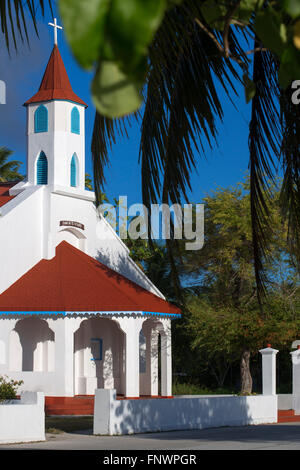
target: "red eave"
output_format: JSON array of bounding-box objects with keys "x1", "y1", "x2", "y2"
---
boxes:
[
  {"x1": 0, "y1": 182, "x2": 16, "y2": 208},
  {"x1": 24, "y1": 45, "x2": 87, "y2": 108},
  {"x1": 0, "y1": 241, "x2": 181, "y2": 315}
]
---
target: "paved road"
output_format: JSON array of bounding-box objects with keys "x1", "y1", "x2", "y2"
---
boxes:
[{"x1": 1, "y1": 423, "x2": 300, "y2": 450}]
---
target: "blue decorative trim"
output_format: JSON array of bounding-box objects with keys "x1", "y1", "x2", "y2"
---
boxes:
[
  {"x1": 142, "y1": 311, "x2": 181, "y2": 318},
  {"x1": 0, "y1": 311, "x2": 66, "y2": 316},
  {"x1": 0, "y1": 310, "x2": 181, "y2": 318}
]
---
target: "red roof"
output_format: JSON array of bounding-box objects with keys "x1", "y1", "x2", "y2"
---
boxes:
[
  {"x1": 0, "y1": 241, "x2": 181, "y2": 316},
  {"x1": 24, "y1": 45, "x2": 87, "y2": 107},
  {"x1": 0, "y1": 183, "x2": 16, "y2": 208}
]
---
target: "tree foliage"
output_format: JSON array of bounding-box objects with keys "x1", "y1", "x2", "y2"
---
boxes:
[
  {"x1": 178, "y1": 177, "x2": 300, "y2": 391},
  {"x1": 0, "y1": 375, "x2": 23, "y2": 403},
  {"x1": 0, "y1": 147, "x2": 23, "y2": 182}
]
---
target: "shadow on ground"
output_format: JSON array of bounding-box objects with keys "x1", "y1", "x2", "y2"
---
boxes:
[{"x1": 119, "y1": 423, "x2": 300, "y2": 444}]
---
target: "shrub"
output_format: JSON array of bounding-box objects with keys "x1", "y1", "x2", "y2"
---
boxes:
[
  {"x1": 0, "y1": 375, "x2": 23, "y2": 403},
  {"x1": 172, "y1": 381, "x2": 233, "y2": 396}
]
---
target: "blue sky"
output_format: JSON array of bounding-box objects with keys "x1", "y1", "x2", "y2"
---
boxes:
[{"x1": 0, "y1": 1, "x2": 254, "y2": 208}]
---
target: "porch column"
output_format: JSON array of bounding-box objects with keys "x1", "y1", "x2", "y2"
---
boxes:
[
  {"x1": 142, "y1": 323, "x2": 159, "y2": 396},
  {"x1": 160, "y1": 320, "x2": 172, "y2": 397},
  {"x1": 0, "y1": 318, "x2": 18, "y2": 371},
  {"x1": 149, "y1": 328, "x2": 159, "y2": 396},
  {"x1": 82, "y1": 320, "x2": 98, "y2": 394},
  {"x1": 291, "y1": 346, "x2": 300, "y2": 413},
  {"x1": 259, "y1": 344, "x2": 278, "y2": 395},
  {"x1": 117, "y1": 317, "x2": 144, "y2": 398},
  {"x1": 49, "y1": 317, "x2": 81, "y2": 396}
]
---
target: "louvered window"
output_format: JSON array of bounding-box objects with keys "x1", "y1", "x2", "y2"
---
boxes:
[
  {"x1": 34, "y1": 105, "x2": 48, "y2": 133},
  {"x1": 36, "y1": 152, "x2": 48, "y2": 185},
  {"x1": 71, "y1": 107, "x2": 80, "y2": 134},
  {"x1": 70, "y1": 153, "x2": 78, "y2": 187},
  {"x1": 91, "y1": 338, "x2": 103, "y2": 361}
]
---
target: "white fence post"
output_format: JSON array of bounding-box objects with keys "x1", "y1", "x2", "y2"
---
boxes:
[
  {"x1": 0, "y1": 80, "x2": 6, "y2": 104},
  {"x1": 291, "y1": 346, "x2": 300, "y2": 413},
  {"x1": 259, "y1": 344, "x2": 278, "y2": 395}
]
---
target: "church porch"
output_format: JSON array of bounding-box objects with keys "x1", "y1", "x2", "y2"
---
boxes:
[{"x1": 0, "y1": 313, "x2": 174, "y2": 405}]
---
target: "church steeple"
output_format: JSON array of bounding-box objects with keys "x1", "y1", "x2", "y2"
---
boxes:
[
  {"x1": 24, "y1": 38, "x2": 87, "y2": 191},
  {"x1": 24, "y1": 45, "x2": 87, "y2": 108}
]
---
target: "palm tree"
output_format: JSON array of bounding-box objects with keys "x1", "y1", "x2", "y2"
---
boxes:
[
  {"x1": 85, "y1": 173, "x2": 93, "y2": 191},
  {"x1": 0, "y1": 147, "x2": 23, "y2": 182}
]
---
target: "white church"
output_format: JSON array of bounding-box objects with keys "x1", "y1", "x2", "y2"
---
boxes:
[{"x1": 0, "y1": 26, "x2": 180, "y2": 411}]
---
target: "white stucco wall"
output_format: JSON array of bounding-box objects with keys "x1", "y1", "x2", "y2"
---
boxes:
[
  {"x1": 49, "y1": 191, "x2": 164, "y2": 296},
  {"x1": 93, "y1": 389, "x2": 278, "y2": 435},
  {"x1": 278, "y1": 394, "x2": 293, "y2": 410},
  {"x1": 0, "y1": 186, "x2": 44, "y2": 295},
  {"x1": 0, "y1": 392, "x2": 45, "y2": 444}
]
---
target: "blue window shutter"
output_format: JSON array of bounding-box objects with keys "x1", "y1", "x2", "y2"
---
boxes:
[
  {"x1": 37, "y1": 152, "x2": 48, "y2": 185},
  {"x1": 34, "y1": 105, "x2": 48, "y2": 133},
  {"x1": 71, "y1": 107, "x2": 80, "y2": 134},
  {"x1": 99, "y1": 339, "x2": 103, "y2": 361},
  {"x1": 70, "y1": 154, "x2": 78, "y2": 187},
  {"x1": 91, "y1": 338, "x2": 103, "y2": 361}
]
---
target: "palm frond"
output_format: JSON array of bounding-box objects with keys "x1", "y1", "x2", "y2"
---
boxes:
[
  {"x1": 140, "y1": 4, "x2": 241, "y2": 212},
  {"x1": 280, "y1": 87, "x2": 300, "y2": 269},
  {"x1": 0, "y1": 0, "x2": 52, "y2": 51},
  {"x1": 0, "y1": 146, "x2": 23, "y2": 181},
  {"x1": 91, "y1": 111, "x2": 140, "y2": 206},
  {"x1": 248, "y1": 43, "x2": 281, "y2": 300},
  {"x1": 138, "y1": 3, "x2": 245, "y2": 298}
]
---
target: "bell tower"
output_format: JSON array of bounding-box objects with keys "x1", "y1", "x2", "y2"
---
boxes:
[{"x1": 24, "y1": 20, "x2": 88, "y2": 191}]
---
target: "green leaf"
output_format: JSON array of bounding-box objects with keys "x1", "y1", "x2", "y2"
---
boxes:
[
  {"x1": 200, "y1": 0, "x2": 227, "y2": 30},
  {"x1": 294, "y1": 19, "x2": 300, "y2": 48},
  {"x1": 59, "y1": 0, "x2": 110, "y2": 69},
  {"x1": 167, "y1": 0, "x2": 183, "y2": 5},
  {"x1": 255, "y1": 8, "x2": 287, "y2": 57},
  {"x1": 279, "y1": 45, "x2": 300, "y2": 88},
  {"x1": 61, "y1": 0, "x2": 168, "y2": 116},
  {"x1": 283, "y1": 0, "x2": 300, "y2": 18},
  {"x1": 201, "y1": 0, "x2": 257, "y2": 29},
  {"x1": 91, "y1": 61, "x2": 143, "y2": 118},
  {"x1": 107, "y1": 0, "x2": 167, "y2": 79},
  {"x1": 238, "y1": 0, "x2": 259, "y2": 24}
]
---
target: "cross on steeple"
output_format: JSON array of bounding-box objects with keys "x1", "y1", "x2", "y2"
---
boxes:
[{"x1": 48, "y1": 18, "x2": 63, "y2": 46}]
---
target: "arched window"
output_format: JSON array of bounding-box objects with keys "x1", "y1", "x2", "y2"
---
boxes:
[
  {"x1": 36, "y1": 151, "x2": 48, "y2": 185},
  {"x1": 70, "y1": 153, "x2": 78, "y2": 187},
  {"x1": 34, "y1": 105, "x2": 48, "y2": 133},
  {"x1": 71, "y1": 107, "x2": 80, "y2": 134}
]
